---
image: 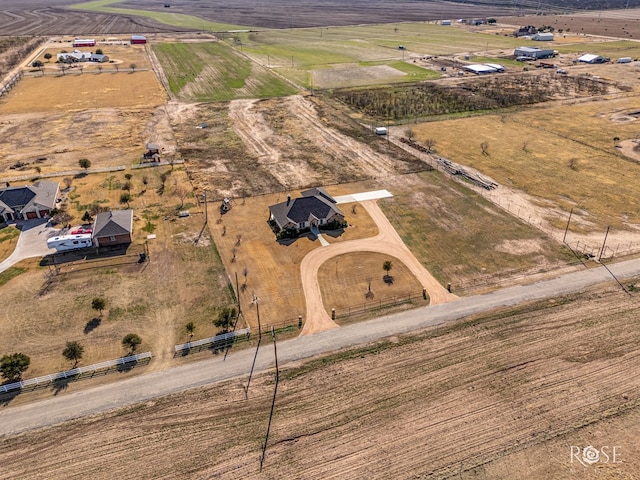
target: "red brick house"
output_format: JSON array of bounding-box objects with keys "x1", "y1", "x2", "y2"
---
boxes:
[{"x1": 92, "y1": 209, "x2": 133, "y2": 247}]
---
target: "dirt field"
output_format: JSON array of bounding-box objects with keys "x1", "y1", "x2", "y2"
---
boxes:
[
  {"x1": 0, "y1": 42, "x2": 171, "y2": 177},
  {"x1": 1, "y1": 283, "x2": 639, "y2": 479}
]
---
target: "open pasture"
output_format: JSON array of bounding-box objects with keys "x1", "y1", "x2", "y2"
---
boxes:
[
  {"x1": 0, "y1": 70, "x2": 165, "y2": 114},
  {"x1": 224, "y1": 23, "x2": 547, "y2": 89},
  {"x1": 409, "y1": 95, "x2": 640, "y2": 233},
  {"x1": 153, "y1": 42, "x2": 297, "y2": 101}
]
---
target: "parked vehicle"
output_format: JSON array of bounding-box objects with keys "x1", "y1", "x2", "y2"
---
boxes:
[{"x1": 47, "y1": 233, "x2": 93, "y2": 252}]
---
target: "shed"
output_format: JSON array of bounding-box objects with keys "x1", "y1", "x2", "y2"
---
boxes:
[
  {"x1": 90, "y1": 53, "x2": 109, "y2": 63},
  {"x1": 73, "y1": 38, "x2": 95, "y2": 47},
  {"x1": 465, "y1": 64, "x2": 498, "y2": 75},
  {"x1": 577, "y1": 54, "x2": 608, "y2": 64},
  {"x1": 131, "y1": 35, "x2": 147, "y2": 44},
  {"x1": 514, "y1": 46, "x2": 554, "y2": 59},
  {"x1": 532, "y1": 32, "x2": 554, "y2": 41},
  {"x1": 441, "y1": 20, "x2": 452, "y2": 26},
  {"x1": 92, "y1": 210, "x2": 133, "y2": 247}
]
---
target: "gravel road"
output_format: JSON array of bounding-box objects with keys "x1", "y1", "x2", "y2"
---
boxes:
[{"x1": 0, "y1": 256, "x2": 638, "y2": 436}]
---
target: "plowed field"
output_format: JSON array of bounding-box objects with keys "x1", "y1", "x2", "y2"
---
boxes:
[{"x1": 1, "y1": 284, "x2": 639, "y2": 479}]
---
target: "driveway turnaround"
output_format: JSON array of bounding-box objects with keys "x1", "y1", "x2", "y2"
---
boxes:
[
  {"x1": 0, "y1": 219, "x2": 56, "y2": 274},
  {"x1": 300, "y1": 199, "x2": 456, "y2": 334},
  {"x1": 1, "y1": 257, "x2": 639, "y2": 437}
]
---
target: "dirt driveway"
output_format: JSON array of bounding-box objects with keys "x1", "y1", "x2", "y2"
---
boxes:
[{"x1": 301, "y1": 199, "x2": 456, "y2": 334}]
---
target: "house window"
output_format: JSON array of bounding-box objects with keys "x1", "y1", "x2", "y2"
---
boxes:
[
  {"x1": 110, "y1": 236, "x2": 116, "y2": 241},
  {"x1": 299, "y1": 223, "x2": 305, "y2": 229}
]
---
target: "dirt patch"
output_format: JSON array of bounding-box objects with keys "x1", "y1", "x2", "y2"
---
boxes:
[
  {"x1": 313, "y1": 64, "x2": 406, "y2": 89},
  {"x1": 177, "y1": 94, "x2": 428, "y2": 199}
]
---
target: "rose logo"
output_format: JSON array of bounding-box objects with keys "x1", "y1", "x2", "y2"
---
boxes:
[{"x1": 582, "y1": 446, "x2": 600, "y2": 465}]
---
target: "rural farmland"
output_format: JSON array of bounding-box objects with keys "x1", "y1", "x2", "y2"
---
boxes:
[{"x1": 1, "y1": 2, "x2": 640, "y2": 478}]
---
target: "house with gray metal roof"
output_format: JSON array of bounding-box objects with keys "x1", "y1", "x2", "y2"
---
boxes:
[
  {"x1": 92, "y1": 209, "x2": 133, "y2": 247},
  {"x1": 268, "y1": 187, "x2": 344, "y2": 235},
  {"x1": 0, "y1": 181, "x2": 59, "y2": 222}
]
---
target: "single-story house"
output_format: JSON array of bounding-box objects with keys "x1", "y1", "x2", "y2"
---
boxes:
[
  {"x1": 92, "y1": 209, "x2": 133, "y2": 247},
  {"x1": 532, "y1": 32, "x2": 554, "y2": 41},
  {"x1": 143, "y1": 142, "x2": 161, "y2": 162},
  {"x1": 0, "y1": 181, "x2": 59, "y2": 222},
  {"x1": 57, "y1": 50, "x2": 92, "y2": 63},
  {"x1": 514, "y1": 25, "x2": 537, "y2": 37},
  {"x1": 268, "y1": 187, "x2": 344, "y2": 234}
]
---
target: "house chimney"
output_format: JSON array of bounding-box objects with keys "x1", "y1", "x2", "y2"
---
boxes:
[{"x1": 286, "y1": 195, "x2": 291, "y2": 206}]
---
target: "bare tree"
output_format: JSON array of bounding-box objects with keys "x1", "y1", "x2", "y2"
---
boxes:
[
  {"x1": 522, "y1": 141, "x2": 529, "y2": 153},
  {"x1": 130, "y1": 63, "x2": 136, "y2": 72},
  {"x1": 424, "y1": 138, "x2": 436, "y2": 153},
  {"x1": 480, "y1": 141, "x2": 490, "y2": 156},
  {"x1": 404, "y1": 128, "x2": 414, "y2": 141},
  {"x1": 63, "y1": 177, "x2": 73, "y2": 190},
  {"x1": 231, "y1": 247, "x2": 237, "y2": 263},
  {"x1": 174, "y1": 184, "x2": 190, "y2": 209}
]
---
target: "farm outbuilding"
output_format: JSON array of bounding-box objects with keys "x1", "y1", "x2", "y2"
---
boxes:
[
  {"x1": 92, "y1": 209, "x2": 133, "y2": 247},
  {"x1": 90, "y1": 53, "x2": 109, "y2": 63},
  {"x1": 577, "y1": 53, "x2": 609, "y2": 64},
  {"x1": 131, "y1": 35, "x2": 147, "y2": 44},
  {"x1": 0, "y1": 181, "x2": 59, "y2": 222},
  {"x1": 514, "y1": 47, "x2": 555, "y2": 60},
  {"x1": 440, "y1": 20, "x2": 452, "y2": 26},
  {"x1": 465, "y1": 64, "x2": 504, "y2": 75},
  {"x1": 532, "y1": 32, "x2": 554, "y2": 41},
  {"x1": 73, "y1": 38, "x2": 95, "y2": 47}
]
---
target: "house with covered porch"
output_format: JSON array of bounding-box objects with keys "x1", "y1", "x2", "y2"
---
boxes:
[
  {"x1": 0, "y1": 181, "x2": 59, "y2": 222},
  {"x1": 268, "y1": 187, "x2": 345, "y2": 237}
]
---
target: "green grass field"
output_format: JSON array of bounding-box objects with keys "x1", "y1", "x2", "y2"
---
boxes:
[
  {"x1": 153, "y1": 42, "x2": 297, "y2": 101},
  {"x1": 71, "y1": 0, "x2": 249, "y2": 31},
  {"x1": 224, "y1": 23, "x2": 541, "y2": 88}
]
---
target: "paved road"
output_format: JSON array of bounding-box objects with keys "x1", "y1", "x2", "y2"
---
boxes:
[{"x1": 0, "y1": 257, "x2": 638, "y2": 436}]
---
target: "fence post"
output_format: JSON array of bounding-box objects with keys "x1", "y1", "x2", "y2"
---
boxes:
[
  {"x1": 331, "y1": 308, "x2": 335, "y2": 320},
  {"x1": 298, "y1": 315, "x2": 302, "y2": 328},
  {"x1": 423, "y1": 288, "x2": 427, "y2": 299}
]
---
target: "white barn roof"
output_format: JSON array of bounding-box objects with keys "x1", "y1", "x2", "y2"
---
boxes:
[
  {"x1": 465, "y1": 64, "x2": 498, "y2": 74},
  {"x1": 578, "y1": 53, "x2": 600, "y2": 63}
]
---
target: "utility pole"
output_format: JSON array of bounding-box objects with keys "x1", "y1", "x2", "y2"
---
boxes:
[
  {"x1": 203, "y1": 190, "x2": 208, "y2": 225},
  {"x1": 562, "y1": 207, "x2": 573, "y2": 244},
  {"x1": 260, "y1": 326, "x2": 279, "y2": 472},
  {"x1": 598, "y1": 226, "x2": 610, "y2": 261},
  {"x1": 235, "y1": 272, "x2": 241, "y2": 315},
  {"x1": 244, "y1": 294, "x2": 262, "y2": 399}
]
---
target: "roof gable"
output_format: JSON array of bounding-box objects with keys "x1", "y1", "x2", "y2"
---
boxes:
[{"x1": 93, "y1": 209, "x2": 133, "y2": 237}]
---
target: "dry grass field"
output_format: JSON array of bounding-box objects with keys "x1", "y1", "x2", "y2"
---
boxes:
[
  {"x1": 408, "y1": 94, "x2": 640, "y2": 237},
  {"x1": 3, "y1": 8, "x2": 640, "y2": 478},
  {"x1": 0, "y1": 44, "x2": 170, "y2": 177},
  {"x1": 0, "y1": 166, "x2": 235, "y2": 379},
  {"x1": 1, "y1": 283, "x2": 639, "y2": 479}
]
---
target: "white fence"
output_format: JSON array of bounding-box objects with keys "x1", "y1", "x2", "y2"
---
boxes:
[
  {"x1": 175, "y1": 328, "x2": 250, "y2": 355},
  {"x1": 0, "y1": 351, "x2": 152, "y2": 394}
]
